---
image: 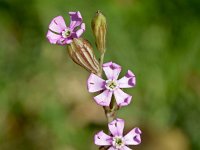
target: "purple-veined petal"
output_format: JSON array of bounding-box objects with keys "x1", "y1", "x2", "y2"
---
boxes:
[
  {"x1": 87, "y1": 73, "x2": 106, "y2": 93},
  {"x1": 49, "y1": 16, "x2": 66, "y2": 33},
  {"x1": 74, "y1": 23, "x2": 86, "y2": 38},
  {"x1": 46, "y1": 30, "x2": 62, "y2": 44},
  {"x1": 69, "y1": 11, "x2": 82, "y2": 29},
  {"x1": 118, "y1": 70, "x2": 136, "y2": 88},
  {"x1": 103, "y1": 62, "x2": 122, "y2": 80},
  {"x1": 121, "y1": 146, "x2": 132, "y2": 150},
  {"x1": 124, "y1": 127, "x2": 142, "y2": 145},
  {"x1": 114, "y1": 89, "x2": 132, "y2": 106},
  {"x1": 94, "y1": 89, "x2": 112, "y2": 106},
  {"x1": 108, "y1": 118, "x2": 124, "y2": 136},
  {"x1": 94, "y1": 131, "x2": 112, "y2": 146}
]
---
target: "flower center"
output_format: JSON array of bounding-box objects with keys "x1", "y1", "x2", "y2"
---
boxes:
[
  {"x1": 105, "y1": 80, "x2": 118, "y2": 91},
  {"x1": 112, "y1": 136, "x2": 124, "y2": 149},
  {"x1": 62, "y1": 29, "x2": 71, "y2": 38}
]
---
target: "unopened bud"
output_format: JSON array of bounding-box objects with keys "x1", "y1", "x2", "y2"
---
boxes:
[
  {"x1": 91, "y1": 10, "x2": 107, "y2": 54},
  {"x1": 67, "y1": 38, "x2": 100, "y2": 74}
]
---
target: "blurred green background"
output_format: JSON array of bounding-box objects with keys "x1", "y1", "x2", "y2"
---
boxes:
[{"x1": 0, "y1": 0, "x2": 200, "y2": 149}]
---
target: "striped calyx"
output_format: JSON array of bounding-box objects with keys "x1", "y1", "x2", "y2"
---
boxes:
[{"x1": 67, "y1": 38, "x2": 100, "y2": 74}]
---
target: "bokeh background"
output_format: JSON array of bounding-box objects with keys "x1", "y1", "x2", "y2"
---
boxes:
[{"x1": 0, "y1": 0, "x2": 200, "y2": 149}]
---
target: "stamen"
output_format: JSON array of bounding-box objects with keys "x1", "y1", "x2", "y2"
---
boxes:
[
  {"x1": 105, "y1": 80, "x2": 118, "y2": 91},
  {"x1": 112, "y1": 136, "x2": 124, "y2": 149},
  {"x1": 62, "y1": 29, "x2": 71, "y2": 38}
]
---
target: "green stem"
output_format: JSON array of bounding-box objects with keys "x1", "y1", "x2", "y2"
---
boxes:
[{"x1": 98, "y1": 52, "x2": 105, "y2": 76}]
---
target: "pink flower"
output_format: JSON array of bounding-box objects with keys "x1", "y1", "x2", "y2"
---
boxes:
[
  {"x1": 87, "y1": 62, "x2": 136, "y2": 106},
  {"x1": 46, "y1": 11, "x2": 85, "y2": 45},
  {"x1": 94, "y1": 118, "x2": 142, "y2": 150}
]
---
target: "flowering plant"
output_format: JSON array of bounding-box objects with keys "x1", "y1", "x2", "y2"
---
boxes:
[{"x1": 47, "y1": 11, "x2": 142, "y2": 150}]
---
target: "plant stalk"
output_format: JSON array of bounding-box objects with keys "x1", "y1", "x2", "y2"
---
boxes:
[{"x1": 97, "y1": 52, "x2": 118, "y2": 150}]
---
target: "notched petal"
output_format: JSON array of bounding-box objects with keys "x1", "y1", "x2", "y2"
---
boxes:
[
  {"x1": 124, "y1": 127, "x2": 142, "y2": 145},
  {"x1": 87, "y1": 73, "x2": 106, "y2": 93},
  {"x1": 103, "y1": 62, "x2": 122, "y2": 80},
  {"x1": 94, "y1": 131, "x2": 112, "y2": 146},
  {"x1": 118, "y1": 70, "x2": 136, "y2": 88},
  {"x1": 48, "y1": 16, "x2": 66, "y2": 33},
  {"x1": 114, "y1": 89, "x2": 132, "y2": 106},
  {"x1": 46, "y1": 30, "x2": 61, "y2": 44},
  {"x1": 94, "y1": 90, "x2": 112, "y2": 106},
  {"x1": 69, "y1": 11, "x2": 83, "y2": 29},
  {"x1": 108, "y1": 118, "x2": 125, "y2": 136}
]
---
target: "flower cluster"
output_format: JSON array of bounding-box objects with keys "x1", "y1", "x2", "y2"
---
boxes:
[{"x1": 47, "y1": 11, "x2": 142, "y2": 150}]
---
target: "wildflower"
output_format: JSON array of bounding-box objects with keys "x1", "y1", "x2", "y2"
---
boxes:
[
  {"x1": 94, "y1": 118, "x2": 142, "y2": 150},
  {"x1": 87, "y1": 62, "x2": 136, "y2": 106},
  {"x1": 47, "y1": 11, "x2": 85, "y2": 45}
]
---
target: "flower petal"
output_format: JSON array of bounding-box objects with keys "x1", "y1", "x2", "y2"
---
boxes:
[
  {"x1": 87, "y1": 73, "x2": 106, "y2": 93},
  {"x1": 65, "y1": 38, "x2": 73, "y2": 44},
  {"x1": 46, "y1": 30, "x2": 62, "y2": 44},
  {"x1": 108, "y1": 118, "x2": 124, "y2": 136},
  {"x1": 103, "y1": 62, "x2": 122, "y2": 80},
  {"x1": 49, "y1": 16, "x2": 66, "y2": 33},
  {"x1": 108, "y1": 146, "x2": 131, "y2": 150},
  {"x1": 56, "y1": 37, "x2": 67, "y2": 45},
  {"x1": 74, "y1": 23, "x2": 86, "y2": 38},
  {"x1": 94, "y1": 90, "x2": 112, "y2": 106},
  {"x1": 108, "y1": 147, "x2": 116, "y2": 150},
  {"x1": 118, "y1": 70, "x2": 136, "y2": 88},
  {"x1": 121, "y1": 146, "x2": 132, "y2": 150},
  {"x1": 124, "y1": 127, "x2": 142, "y2": 145},
  {"x1": 69, "y1": 11, "x2": 82, "y2": 29},
  {"x1": 114, "y1": 89, "x2": 132, "y2": 106},
  {"x1": 94, "y1": 131, "x2": 112, "y2": 146}
]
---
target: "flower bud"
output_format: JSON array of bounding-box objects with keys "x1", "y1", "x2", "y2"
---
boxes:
[
  {"x1": 91, "y1": 10, "x2": 107, "y2": 54},
  {"x1": 67, "y1": 38, "x2": 100, "y2": 74}
]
